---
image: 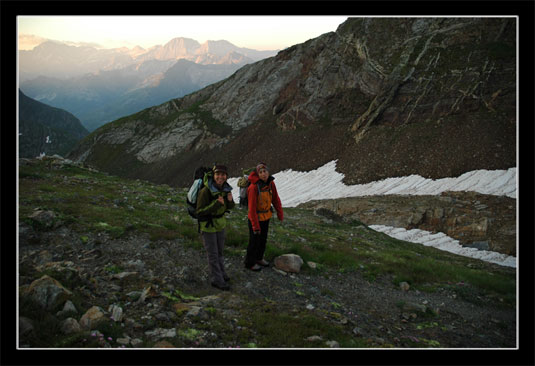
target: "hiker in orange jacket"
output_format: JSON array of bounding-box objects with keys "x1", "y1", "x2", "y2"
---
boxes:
[{"x1": 244, "y1": 163, "x2": 283, "y2": 271}]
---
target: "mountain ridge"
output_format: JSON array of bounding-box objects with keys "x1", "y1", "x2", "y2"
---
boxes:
[
  {"x1": 19, "y1": 37, "x2": 278, "y2": 82},
  {"x1": 20, "y1": 37, "x2": 278, "y2": 131},
  {"x1": 68, "y1": 17, "x2": 516, "y2": 188}
]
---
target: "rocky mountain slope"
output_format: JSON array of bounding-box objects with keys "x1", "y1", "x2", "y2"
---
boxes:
[
  {"x1": 18, "y1": 156, "x2": 516, "y2": 350},
  {"x1": 19, "y1": 90, "x2": 89, "y2": 158},
  {"x1": 68, "y1": 17, "x2": 516, "y2": 188}
]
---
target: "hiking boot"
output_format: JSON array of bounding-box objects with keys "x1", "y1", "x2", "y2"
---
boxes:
[
  {"x1": 248, "y1": 264, "x2": 262, "y2": 271},
  {"x1": 211, "y1": 282, "x2": 230, "y2": 291},
  {"x1": 256, "y1": 259, "x2": 269, "y2": 267}
]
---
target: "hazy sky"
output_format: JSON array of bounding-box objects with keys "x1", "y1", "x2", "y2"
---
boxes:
[{"x1": 17, "y1": 16, "x2": 349, "y2": 51}]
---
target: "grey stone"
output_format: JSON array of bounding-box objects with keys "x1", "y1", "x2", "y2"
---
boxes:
[
  {"x1": 61, "y1": 317, "x2": 81, "y2": 334},
  {"x1": 29, "y1": 210, "x2": 58, "y2": 229},
  {"x1": 325, "y1": 340, "x2": 340, "y2": 348},
  {"x1": 25, "y1": 275, "x2": 72, "y2": 311},
  {"x1": 144, "y1": 328, "x2": 177, "y2": 340},
  {"x1": 108, "y1": 305, "x2": 124, "y2": 322},
  {"x1": 274, "y1": 254, "x2": 304, "y2": 273}
]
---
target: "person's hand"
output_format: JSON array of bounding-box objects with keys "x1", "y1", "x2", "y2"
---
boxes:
[
  {"x1": 217, "y1": 196, "x2": 225, "y2": 205},
  {"x1": 227, "y1": 192, "x2": 233, "y2": 201}
]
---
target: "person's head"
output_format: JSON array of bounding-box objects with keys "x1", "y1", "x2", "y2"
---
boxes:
[
  {"x1": 256, "y1": 162, "x2": 269, "y2": 182},
  {"x1": 213, "y1": 164, "x2": 228, "y2": 186}
]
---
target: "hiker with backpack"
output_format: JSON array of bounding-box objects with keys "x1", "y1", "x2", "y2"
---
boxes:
[
  {"x1": 194, "y1": 164, "x2": 235, "y2": 290},
  {"x1": 244, "y1": 163, "x2": 284, "y2": 271}
]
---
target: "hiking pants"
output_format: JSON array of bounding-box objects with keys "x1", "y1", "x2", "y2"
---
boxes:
[
  {"x1": 201, "y1": 230, "x2": 227, "y2": 286},
  {"x1": 245, "y1": 219, "x2": 270, "y2": 268}
]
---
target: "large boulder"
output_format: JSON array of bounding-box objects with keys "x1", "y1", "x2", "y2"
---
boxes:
[
  {"x1": 274, "y1": 254, "x2": 304, "y2": 273},
  {"x1": 28, "y1": 209, "x2": 60, "y2": 230},
  {"x1": 25, "y1": 275, "x2": 72, "y2": 311}
]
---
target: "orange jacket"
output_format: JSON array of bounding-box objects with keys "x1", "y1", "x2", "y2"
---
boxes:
[{"x1": 247, "y1": 171, "x2": 283, "y2": 232}]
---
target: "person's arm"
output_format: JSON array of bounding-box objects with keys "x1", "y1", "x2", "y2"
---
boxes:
[
  {"x1": 271, "y1": 182, "x2": 284, "y2": 221},
  {"x1": 247, "y1": 184, "x2": 260, "y2": 233}
]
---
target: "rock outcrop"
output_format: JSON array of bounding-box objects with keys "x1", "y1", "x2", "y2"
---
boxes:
[{"x1": 301, "y1": 191, "x2": 516, "y2": 256}]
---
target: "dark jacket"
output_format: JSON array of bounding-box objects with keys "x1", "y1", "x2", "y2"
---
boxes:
[{"x1": 196, "y1": 173, "x2": 235, "y2": 233}]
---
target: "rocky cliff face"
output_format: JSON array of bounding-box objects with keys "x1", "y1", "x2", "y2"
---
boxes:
[{"x1": 68, "y1": 17, "x2": 516, "y2": 188}]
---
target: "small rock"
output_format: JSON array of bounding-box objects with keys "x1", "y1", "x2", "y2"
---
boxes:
[
  {"x1": 173, "y1": 303, "x2": 192, "y2": 315},
  {"x1": 126, "y1": 291, "x2": 142, "y2": 301},
  {"x1": 199, "y1": 295, "x2": 220, "y2": 305},
  {"x1": 63, "y1": 300, "x2": 77, "y2": 312},
  {"x1": 136, "y1": 286, "x2": 154, "y2": 304},
  {"x1": 186, "y1": 306, "x2": 204, "y2": 318},
  {"x1": 79, "y1": 306, "x2": 106, "y2": 330},
  {"x1": 61, "y1": 317, "x2": 81, "y2": 334},
  {"x1": 306, "y1": 304, "x2": 315, "y2": 310},
  {"x1": 108, "y1": 305, "x2": 123, "y2": 322},
  {"x1": 112, "y1": 272, "x2": 138, "y2": 280},
  {"x1": 108, "y1": 284, "x2": 122, "y2": 292},
  {"x1": 125, "y1": 259, "x2": 145, "y2": 270},
  {"x1": 307, "y1": 261, "x2": 318, "y2": 269},
  {"x1": 325, "y1": 340, "x2": 340, "y2": 348},
  {"x1": 19, "y1": 317, "x2": 34, "y2": 335},
  {"x1": 145, "y1": 328, "x2": 177, "y2": 340},
  {"x1": 155, "y1": 313, "x2": 170, "y2": 321},
  {"x1": 374, "y1": 337, "x2": 385, "y2": 345},
  {"x1": 57, "y1": 300, "x2": 77, "y2": 317},
  {"x1": 306, "y1": 335, "x2": 323, "y2": 342},
  {"x1": 400, "y1": 282, "x2": 410, "y2": 291},
  {"x1": 130, "y1": 338, "x2": 143, "y2": 347},
  {"x1": 403, "y1": 302, "x2": 427, "y2": 313},
  {"x1": 116, "y1": 337, "x2": 131, "y2": 345},
  {"x1": 29, "y1": 210, "x2": 58, "y2": 229}
]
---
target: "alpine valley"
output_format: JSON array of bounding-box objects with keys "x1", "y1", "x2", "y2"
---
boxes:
[{"x1": 20, "y1": 38, "x2": 277, "y2": 132}]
